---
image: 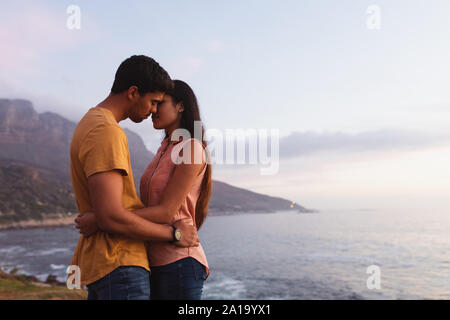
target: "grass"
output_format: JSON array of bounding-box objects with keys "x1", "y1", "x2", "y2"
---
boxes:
[{"x1": 0, "y1": 276, "x2": 87, "y2": 300}]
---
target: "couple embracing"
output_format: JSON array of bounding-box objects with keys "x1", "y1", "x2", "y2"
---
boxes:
[{"x1": 69, "y1": 55, "x2": 211, "y2": 300}]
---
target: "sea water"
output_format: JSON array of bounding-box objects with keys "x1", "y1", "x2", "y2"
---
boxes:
[{"x1": 0, "y1": 209, "x2": 449, "y2": 299}]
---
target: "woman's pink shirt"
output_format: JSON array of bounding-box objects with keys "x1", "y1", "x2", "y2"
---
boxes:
[{"x1": 139, "y1": 137, "x2": 209, "y2": 276}]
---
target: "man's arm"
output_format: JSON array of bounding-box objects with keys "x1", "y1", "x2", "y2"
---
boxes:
[{"x1": 87, "y1": 169, "x2": 199, "y2": 246}]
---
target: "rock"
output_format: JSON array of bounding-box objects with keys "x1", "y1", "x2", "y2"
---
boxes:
[
  {"x1": 45, "y1": 274, "x2": 65, "y2": 286},
  {"x1": 0, "y1": 268, "x2": 15, "y2": 280}
]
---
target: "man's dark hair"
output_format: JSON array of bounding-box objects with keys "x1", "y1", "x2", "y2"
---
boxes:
[{"x1": 111, "y1": 55, "x2": 172, "y2": 94}]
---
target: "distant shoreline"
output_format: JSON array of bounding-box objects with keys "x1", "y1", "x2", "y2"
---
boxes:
[
  {"x1": 0, "y1": 215, "x2": 75, "y2": 231},
  {"x1": 0, "y1": 209, "x2": 317, "y2": 231}
]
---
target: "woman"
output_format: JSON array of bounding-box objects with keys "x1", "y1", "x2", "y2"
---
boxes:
[{"x1": 76, "y1": 80, "x2": 212, "y2": 300}]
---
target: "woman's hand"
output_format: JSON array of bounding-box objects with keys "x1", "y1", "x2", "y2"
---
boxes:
[
  {"x1": 173, "y1": 218, "x2": 200, "y2": 248},
  {"x1": 75, "y1": 211, "x2": 99, "y2": 237}
]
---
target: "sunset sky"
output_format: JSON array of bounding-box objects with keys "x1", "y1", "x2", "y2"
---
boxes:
[{"x1": 1, "y1": 0, "x2": 450, "y2": 212}]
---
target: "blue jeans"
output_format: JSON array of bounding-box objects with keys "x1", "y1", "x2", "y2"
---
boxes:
[
  {"x1": 87, "y1": 266, "x2": 150, "y2": 300},
  {"x1": 150, "y1": 257, "x2": 207, "y2": 300}
]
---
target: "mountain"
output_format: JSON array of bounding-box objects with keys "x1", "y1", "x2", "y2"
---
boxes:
[
  {"x1": 0, "y1": 99, "x2": 75, "y2": 175},
  {"x1": 0, "y1": 98, "x2": 152, "y2": 186},
  {"x1": 209, "y1": 180, "x2": 309, "y2": 213},
  {"x1": 0, "y1": 159, "x2": 76, "y2": 224},
  {"x1": 0, "y1": 99, "x2": 314, "y2": 225}
]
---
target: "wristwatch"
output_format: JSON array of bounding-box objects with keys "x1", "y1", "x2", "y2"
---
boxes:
[{"x1": 172, "y1": 226, "x2": 182, "y2": 242}]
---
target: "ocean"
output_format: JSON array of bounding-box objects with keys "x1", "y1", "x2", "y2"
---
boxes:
[{"x1": 0, "y1": 209, "x2": 449, "y2": 299}]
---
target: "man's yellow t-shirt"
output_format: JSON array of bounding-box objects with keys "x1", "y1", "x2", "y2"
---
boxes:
[{"x1": 69, "y1": 107, "x2": 149, "y2": 286}]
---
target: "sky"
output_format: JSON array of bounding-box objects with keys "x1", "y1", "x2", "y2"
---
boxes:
[{"x1": 1, "y1": 0, "x2": 450, "y2": 212}]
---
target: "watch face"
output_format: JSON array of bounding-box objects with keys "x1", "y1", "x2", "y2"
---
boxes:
[{"x1": 175, "y1": 229, "x2": 182, "y2": 241}]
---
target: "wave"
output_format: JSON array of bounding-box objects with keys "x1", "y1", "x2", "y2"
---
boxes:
[
  {"x1": 203, "y1": 273, "x2": 247, "y2": 300},
  {"x1": 0, "y1": 245, "x2": 26, "y2": 254},
  {"x1": 24, "y1": 248, "x2": 71, "y2": 257},
  {"x1": 50, "y1": 264, "x2": 67, "y2": 270}
]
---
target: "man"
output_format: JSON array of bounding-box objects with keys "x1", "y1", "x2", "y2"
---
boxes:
[{"x1": 68, "y1": 55, "x2": 199, "y2": 300}]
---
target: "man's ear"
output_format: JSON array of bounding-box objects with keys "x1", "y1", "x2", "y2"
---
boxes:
[{"x1": 127, "y1": 86, "x2": 139, "y2": 101}]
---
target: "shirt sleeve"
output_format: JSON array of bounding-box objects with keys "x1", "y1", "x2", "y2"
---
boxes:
[{"x1": 78, "y1": 124, "x2": 130, "y2": 178}]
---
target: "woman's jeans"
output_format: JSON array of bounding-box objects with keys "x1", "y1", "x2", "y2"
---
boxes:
[
  {"x1": 87, "y1": 266, "x2": 150, "y2": 300},
  {"x1": 150, "y1": 257, "x2": 207, "y2": 300}
]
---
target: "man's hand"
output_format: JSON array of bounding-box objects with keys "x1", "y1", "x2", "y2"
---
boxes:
[
  {"x1": 75, "y1": 211, "x2": 99, "y2": 237},
  {"x1": 173, "y1": 219, "x2": 200, "y2": 248}
]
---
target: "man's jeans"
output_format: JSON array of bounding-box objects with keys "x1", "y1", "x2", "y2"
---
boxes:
[
  {"x1": 150, "y1": 257, "x2": 207, "y2": 300},
  {"x1": 87, "y1": 266, "x2": 150, "y2": 300}
]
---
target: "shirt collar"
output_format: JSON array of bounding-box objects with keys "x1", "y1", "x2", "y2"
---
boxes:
[{"x1": 161, "y1": 136, "x2": 184, "y2": 148}]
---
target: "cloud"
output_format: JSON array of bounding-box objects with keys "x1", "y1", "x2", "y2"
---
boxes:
[
  {"x1": 203, "y1": 128, "x2": 450, "y2": 167},
  {"x1": 279, "y1": 129, "x2": 450, "y2": 158}
]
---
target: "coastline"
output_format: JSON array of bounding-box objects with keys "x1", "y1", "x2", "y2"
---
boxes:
[
  {"x1": 0, "y1": 208, "x2": 318, "y2": 231},
  {"x1": 0, "y1": 215, "x2": 75, "y2": 231}
]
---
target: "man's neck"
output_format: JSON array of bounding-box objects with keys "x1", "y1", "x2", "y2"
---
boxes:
[{"x1": 96, "y1": 93, "x2": 128, "y2": 123}]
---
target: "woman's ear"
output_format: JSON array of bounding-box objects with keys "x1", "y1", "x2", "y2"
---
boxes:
[{"x1": 177, "y1": 102, "x2": 184, "y2": 113}]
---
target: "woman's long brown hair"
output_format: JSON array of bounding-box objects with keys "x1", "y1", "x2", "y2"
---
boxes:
[{"x1": 167, "y1": 80, "x2": 212, "y2": 230}]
